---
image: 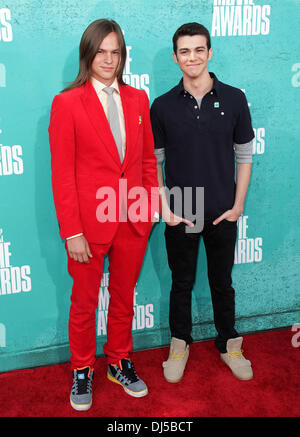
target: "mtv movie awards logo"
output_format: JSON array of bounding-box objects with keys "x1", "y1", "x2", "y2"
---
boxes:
[
  {"x1": 0, "y1": 127, "x2": 24, "y2": 178},
  {"x1": 0, "y1": 8, "x2": 12, "y2": 86},
  {"x1": 234, "y1": 215, "x2": 262, "y2": 264},
  {"x1": 0, "y1": 63, "x2": 5, "y2": 87},
  {"x1": 123, "y1": 39, "x2": 150, "y2": 98},
  {"x1": 0, "y1": 8, "x2": 24, "y2": 175},
  {"x1": 211, "y1": 0, "x2": 271, "y2": 37},
  {"x1": 253, "y1": 127, "x2": 265, "y2": 155},
  {"x1": 291, "y1": 63, "x2": 300, "y2": 88},
  {"x1": 240, "y1": 89, "x2": 265, "y2": 156},
  {"x1": 0, "y1": 140, "x2": 24, "y2": 176},
  {"x1": 0, "y1": 8, "x2": 13, "y2": 42},
  {"x1": 0, "y1": 322, "x2": 5, "y2": 347},
  {"x1": 0, "y1": 229, "x2": 32, "y2": 296},
  {"x1": 97, "y1": 273, "x2": 154, "y2": 336}
]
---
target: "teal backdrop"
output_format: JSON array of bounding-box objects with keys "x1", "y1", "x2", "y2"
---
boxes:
[{"x1": 0, "y1": 0, "x2": 300, "y2": 372}]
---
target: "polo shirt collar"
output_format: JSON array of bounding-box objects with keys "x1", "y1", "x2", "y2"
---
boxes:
[
  {"x1": 177, "y1": 72, "x2": 220, "y2": 97},
  {"x1": 209, "y1": 72, "x2": 220, "y2": 97}
]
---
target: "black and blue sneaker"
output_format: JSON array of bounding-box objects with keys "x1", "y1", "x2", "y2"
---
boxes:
[
  {"x1": 70, "y1": 366, "x2": 93, "y2": 411},
  {"x1": 107, "y1": 358, "x2": 148, "y2": 398}
]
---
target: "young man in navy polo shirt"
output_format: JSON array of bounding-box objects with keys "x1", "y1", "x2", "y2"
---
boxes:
[{"x1": 150, "y1": 23, "x2": 254, "y2": 382}]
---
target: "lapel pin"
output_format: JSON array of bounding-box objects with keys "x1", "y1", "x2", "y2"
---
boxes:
[{"x1": 139, "y1": 116, "x2": 142, "y2": 125}]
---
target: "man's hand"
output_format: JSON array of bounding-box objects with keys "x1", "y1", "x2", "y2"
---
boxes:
[
  {"x1": 212, "y1": 206, "x2": 243, "y2": 225},
  {"x1": 163, "y1": 208, "x2": 194, "y2": 227},
  {"x1": 156, "y1": 163, "x2": 194, "y2": 228},
  {"x1": 67, "y1": 235, "x2": 93, "y2": 263}
]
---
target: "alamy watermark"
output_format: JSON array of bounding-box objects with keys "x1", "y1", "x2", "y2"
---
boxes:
[{"x1": 95, "y1": 179, "x2": 204, "y2": 233}]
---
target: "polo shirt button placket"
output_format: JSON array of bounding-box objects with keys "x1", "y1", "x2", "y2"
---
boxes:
[{"x1": 193, "y1": 99, "x2": 200, "y2": 120}]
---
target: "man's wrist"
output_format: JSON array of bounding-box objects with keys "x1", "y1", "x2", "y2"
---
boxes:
[
  {"x1": 66, "y1": 233, "x2": 84, "y2": 240},
  {"x1": 232, "y1": 204, "x2": 244, "y2": 216}
]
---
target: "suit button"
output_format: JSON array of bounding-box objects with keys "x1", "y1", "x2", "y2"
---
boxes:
[{"x1": 121, "y1": 172, "x2": 124, "y2": 177}]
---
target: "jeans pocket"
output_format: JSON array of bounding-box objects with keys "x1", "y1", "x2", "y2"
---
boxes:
[
  {"x1": 165, "y1": 221, "x2": 186, "y2": 234},
  {"x1": 223, "y1": 218, "x2": 237, "y2": 225}
]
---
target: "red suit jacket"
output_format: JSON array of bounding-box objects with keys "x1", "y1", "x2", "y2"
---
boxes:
[{"x1": 49, "y1": 80, "x2": 159, "y2": 244}]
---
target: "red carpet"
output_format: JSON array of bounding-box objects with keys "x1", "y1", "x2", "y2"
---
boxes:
[{"x1": 1, "y1": 327, "x2": 300, "y2": 417}]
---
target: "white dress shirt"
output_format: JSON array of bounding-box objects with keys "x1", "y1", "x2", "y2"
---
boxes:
[{"x1": 90, "y1": 76, "x2": 126, "y2": 158}]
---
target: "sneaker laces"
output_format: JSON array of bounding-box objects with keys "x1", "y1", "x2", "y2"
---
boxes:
[
  {"x1": 120, "y1": 360, "x2": 139, "y2": 384},
  {"x1": 72, "y1": 368, "x2": 93, "y2": 395},
  {"x1": 170, "y1": 350, "x2": 186, "y2": 360},
  {"x1": 228, "y1": 349, "x2": 244, "y2": 359}
]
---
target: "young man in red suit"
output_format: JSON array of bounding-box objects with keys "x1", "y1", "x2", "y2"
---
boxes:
[{"x1": 49, "y1": 19, "x2": 159, "y2": 411}]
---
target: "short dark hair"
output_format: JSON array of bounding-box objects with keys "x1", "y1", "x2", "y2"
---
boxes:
[{"x1": 172, "y1": 22, "x2": 211, "y2": 54}]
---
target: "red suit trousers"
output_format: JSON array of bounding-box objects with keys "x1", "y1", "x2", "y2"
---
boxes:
[{"x1": 66, "y1": 221, "x2": 151, "y2": 369}]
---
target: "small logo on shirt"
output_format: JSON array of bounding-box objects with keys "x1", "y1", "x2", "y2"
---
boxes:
[
  {"x1": 214, "y1": 102, "x2": 220, "y2": 108},
  {"x1": 139, "y1": 116, "x2": 142, "y2": 125}
]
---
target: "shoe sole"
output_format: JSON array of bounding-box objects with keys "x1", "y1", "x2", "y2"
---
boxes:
[
  {"x1": 163, "y1": 361, "x2": 188, "y2": 384},
  {"x1": 163, "y1": 369, "x2": 184, "y2": 383},
  {"x1": 107, "y1": 372, "x2": 148, "y2": 398},
  {"x1": 164, "y1": 375, "x2": 183, "y2": 383},
  {"x1": 70, "y1": 396, "x2": 92, "y2": 411},
  {"x1": 220, "y1": 355, "x2": 253, "y2": 381}
]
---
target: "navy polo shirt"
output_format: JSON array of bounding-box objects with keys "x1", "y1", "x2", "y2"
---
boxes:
[{"x1": 150, "y1": 72, "x2": 255, "y2": 221}]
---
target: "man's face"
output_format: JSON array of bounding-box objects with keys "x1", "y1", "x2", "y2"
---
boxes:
[
  {"x1": 90, "y1": 31, "x2": 121, "y2": 85},
  {"x1": 173, "y1": 34, "x2": 212, "y2": 79}
]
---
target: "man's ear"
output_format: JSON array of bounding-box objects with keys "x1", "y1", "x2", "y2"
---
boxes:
[
  {"x1": 172, "y1": 52, "x2": 178, "y2": 64},
  {"x1": 208, "y1": 48, "x2": 213, "y2": 61}
]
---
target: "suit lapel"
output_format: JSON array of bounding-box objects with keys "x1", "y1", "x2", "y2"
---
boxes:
[
  {"x1": 119, "y1": 83, "x2": 139, "y2": 170},
  {"x1": 81, "y1": 80, "x2": 121, "y2": 167}
]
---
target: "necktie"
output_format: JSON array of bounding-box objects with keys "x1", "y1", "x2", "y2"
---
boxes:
[{"x1": 103, "y1": 87, "x2": 123, "y2": 163}]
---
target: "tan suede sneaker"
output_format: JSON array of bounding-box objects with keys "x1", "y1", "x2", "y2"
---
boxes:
[
  {"x1": 220, "y1": 337, "x2": 253, "y2": 381},
  {"x1": 162, "y1": 337, "x2": 189, "y2": 383}
]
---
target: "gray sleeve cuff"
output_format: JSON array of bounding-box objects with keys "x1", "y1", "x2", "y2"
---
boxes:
[
  {"x1": 234, "y1": 140, "x2": 253, "y2": 164},
  {"x1": 154, "y1": 147, "x2": 165, "y2": 165}
]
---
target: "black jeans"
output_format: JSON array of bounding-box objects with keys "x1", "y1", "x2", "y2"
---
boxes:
[{"x1": 164, "y1": 219, "x2": 239, "y2": 353}]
